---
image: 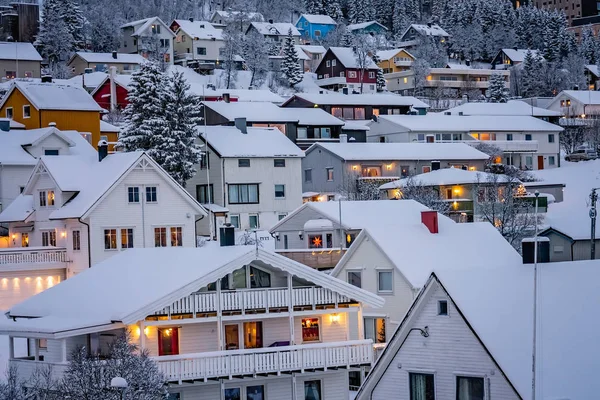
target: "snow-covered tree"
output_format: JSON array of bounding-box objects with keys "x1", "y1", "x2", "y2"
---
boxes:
[
  {"x1": 117, "y1": 61, "x2": 169, "y2": 152},
  {"x1": 393, "y1": 177, "x2": 451, "y2": 214},
  {"x1": 327, "y1": 0, "x2": 344, "y2": 21},
  {"x1": 222, "y1": 26, "x2": 241, "y2": 89},
  {"x1": 85, "y1": 4, "x2": 124, "y2": 52},
  {"x1": 0, "y1": 365, "x2": 27, "y2": 400},
  {"x1": 35, "y1": 0, "x2": 75, "y2": 68},
  {"x1": 487, "y1": 72, "x2": 509, "y2": 103},
  {"x1": 353, "y1": 34, "x2": 373, "y2": 93},
  {"x1": 159, "y1": 71, "x2": 203, "y2": 187},
  {"x1": 411, "y1": 58, "x2": 431, "y2": 97},
  {"x1": 242, "y1": 31, "x2": 269, "y2": 88},
  {"x1": 61, "y1": 0, "x2": 86, "y2": 50},
  {"x1": 304, "y1": 0, "x2": 323, "y2": 14},
  {"x1": 371, "y1": 52, "x2": 387, "y2": 92},
  {"x1": 579, "y1": 25, "x2": 598, "y2": 64},
  {"x1": 519, "y1": 50, "x2": 543, "y2": 98},
  {"x1": 281, "y1": 28, "x2": 303, "y2": 88}
]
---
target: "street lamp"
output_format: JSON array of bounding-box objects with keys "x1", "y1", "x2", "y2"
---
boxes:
[{"x1": 111, "y1": 376, "x2": 128, "y2": 400}]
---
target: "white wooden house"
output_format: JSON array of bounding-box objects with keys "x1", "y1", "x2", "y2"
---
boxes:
[
  {"x1": 0, "y1": 149, "x2": 206, "y2": 309},
  {"x1": 119, "y1": 17, "x2": 175, "y2": 65},
  {"x1": 355, "y1": 259, "x2": 600, "y2": 400},
  {"x1": 0, "y1": 245, "x2": 384, "y2": 400}
]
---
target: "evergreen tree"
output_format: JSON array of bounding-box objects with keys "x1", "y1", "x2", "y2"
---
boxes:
[
  {"x1": 487, "y1": 72, "x2": 509, "y2": 103},
  {"x1": 579, "y1": 26, "x2": 597, "y2": 64},
  {"x1": 392, "y1": 0, "x2": 409, "y2": 38},
  {"x1": 304, "y1": 0, "x2": 323, "y2": 15},
  {"x1": 327, "y1": 0, "x2": 344, "y2": 21},
  {"x1": 281, "y1": 28, "x2": 303, "y2": 87},
  {"x1": 222, "y1": 26, "x2": 241, "y2": 89},
  {"x1": 339, "y1": 27, "x2": 353, "y2": 47},
  {"x1": 35, "y1": 0, "x2": 75, "y2": 67},
  {"x1": 347, "y1": 0, "x2": 359, "y2": 24},
  {"x1": 159, "y1": 71, "x2": 203, "y2": 187},
  {"x1": 60, "y1": 0, "x2": 85, "y2": 50},
  {"x1": 543, "y1": 10, "x2": 567, "y2": 62},
  {"x1": 371, "y1": 52, "x2": 387, "y2": 92},
  {"x1": 520, "y1": 50, "x2": 543, "y2": 98},
  {"x1": 117, "y1": 61, "x2": 169, "y2": 152}
]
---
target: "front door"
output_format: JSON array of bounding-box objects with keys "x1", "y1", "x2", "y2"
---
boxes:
[{"x1": 537, "y1": 155, "x2": 544, "y2": 170}]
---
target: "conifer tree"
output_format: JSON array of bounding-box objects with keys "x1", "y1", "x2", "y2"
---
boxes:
[
  {"x1": 371, "y1": 52, "x2": 387, "y2": 92},
  {"x1": 579, "y1": 26, "x2": 597, "y2": 64},
  {"x1": 520, "y1": 50, "x2": 542, "y2": 98},
  {"x1": 327, "y1": 0, "x2": 343, "y2": 21},
  {"x1": 281, "y1": 29, "x2": 303, "y2": 87},
  {"x1": 60, "y1": 0, "x2": 85, "y2": 50},
  {"x1": 35, "y1": 0, "x2": 75, "y2": 66},
  {"x1": 304, "y1": 0, "x2": 323, "y2": 14},
  {"x1": 487, "y1": 72, "x2": 509, "y2": 103}
]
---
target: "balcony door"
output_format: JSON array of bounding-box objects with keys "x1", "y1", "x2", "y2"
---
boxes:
[
  {"x1": 158, "y1": 327, "x2": 179, "y2": 356},
  {"x1": 224, "y1": 322, "x2": 263, "y2": 350}
]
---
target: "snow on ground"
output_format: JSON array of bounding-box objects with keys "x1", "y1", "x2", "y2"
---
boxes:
[{"x1": 532, "y1": 159, "x2": 600, "y2": 238}]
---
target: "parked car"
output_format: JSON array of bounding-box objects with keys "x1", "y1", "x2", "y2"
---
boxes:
[{"x1": 565, "y1": 148, "x2": 598, "y2": 162}]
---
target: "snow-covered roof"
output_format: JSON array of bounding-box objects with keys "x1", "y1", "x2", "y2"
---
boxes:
[
  {"x1": 1, "y1": 81, "x2": 104, "y2": 112},
  {"x1": 72, "y1": 52, "x2": 146, "y2": 64},
  {"x1": 500, "y1": 48, "x2": 542, "y2": 62},
  {"x1": 346, "y1": 21, "x2": 387, "y2": 32},
  {"x1": 405, "y1": 23, "x2": 449, "y2": 37},
  {"x1": 285, "y1": 92, "x2": 430, "y2": 108},
  {"x1": 327, "y1": 47, "x2": 378, "y2": 69},
  {"x1": 120, "y1": 17, "x2": 175, "y2": 37},
  {"x1": 66, "y1": 71, "x2": 109, "y2": 90},
  {"x1": 342, "y1": 121, "x2": 370, "y2": 131},
  {"x1": 297, "y1": 14, "x2": 337, "y2": 25},
  {"x1": 0, "y1": 246, "x2": 382, "y2": 335},
  {"x1": 1, "y1": 118, "x2": 25, "y2": 129},
  {"x1": 432, "y1": 259, "x2": 600, "y2": 400},
  {"x1": 100, "y1": 120, "x2": 120, "y2": 132},
  {"x1": 555, "y1": 90, "x2": 600, "y2": 106},
  {"x1": 585, "y1": 64, "x2": 599, "y2": 78},
  {"x1": 374, "y1": 114, "x2": 563, "y2": 132},
  {"x1": 297, "y1": 45, "x2": 327, "y2": 55},
  {"x1": 172, "y1": 19, "x2": 223, "y2": 40},
  {"x1": 441, "y1": 100, "x2": 562, "y2": 117},
  {"x1": 250, "y1": 22, "x2": 300, "y2": 36},
  {"x1": 0, "y1": 194, "x2": 34, "y2": 223},
  {"x1": 202, "y1": 101, "x2": 297, "y2": 122},
  {"x1": 294, "y1": 46, "x2": 311, "y2": 61},
  {"x1": 375, "y1": 48, "x2": 413, "y2": 61},
  {"x1": 379, "y1": 168, "x2": 515, "y2": 190},
  {"x1": 308, "y1": 142, "x2": 490, "y2": 161},
  {"x1": 0, "y1": 42, "x2": 42, "y2": 61},
  {"x1": 199, "y1": 126, "x2": 303, "y2": 158},
  {"x1": 190, "y1": 86, "x2": 284, "y2": 103}
]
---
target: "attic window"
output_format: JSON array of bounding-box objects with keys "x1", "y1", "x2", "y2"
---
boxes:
[{"x1": 438, "y1": 300, "x2": 448, "y2": 316}]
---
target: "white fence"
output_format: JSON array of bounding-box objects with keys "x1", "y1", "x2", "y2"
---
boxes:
[
  {"x1": 155, "y1": 287, "x2": 352, "y2": 316},
  {"x1": 0, "y1": 247, "x2": 68, "y2": 266},
  {"x1": 155, "y1": 339, "x2": 373, "y2": 383}
]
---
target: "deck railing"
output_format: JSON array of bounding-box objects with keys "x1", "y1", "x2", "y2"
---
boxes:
[
  {"x1": 154, "y1": 286, "x2": 352, "y2": 316},
  {"x1": 0, "y1": 247, "x2": 68, "y2": 267},
  {"x1": 155, "y1": 339, "x2": 373, "y2": 383}
]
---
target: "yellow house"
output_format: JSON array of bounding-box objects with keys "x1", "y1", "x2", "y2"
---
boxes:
[
  {"x1": 376, "y1": 48, "x2": 415, "y2": 74},
  {"x1": 0, "y1": 80, "x2": 105, "y2": 148}
]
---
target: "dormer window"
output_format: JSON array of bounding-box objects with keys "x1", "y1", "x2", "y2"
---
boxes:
[{"x1": 39, "y1": 190, "x2": 54, "y2": 207}]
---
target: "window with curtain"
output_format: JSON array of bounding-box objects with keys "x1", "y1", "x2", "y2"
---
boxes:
[
  {"x1": 456, "y1": 376, "x2": 484, "y2": 400},
  {"x1": 409, "y1": 373, "x2": 435, "y2": 400},
  {"x1": 304, "y1": 380, "x2": 322, "y2": 400},
  {"x1": 229, "y1": 184, "x2": 259, "y2": 204}
]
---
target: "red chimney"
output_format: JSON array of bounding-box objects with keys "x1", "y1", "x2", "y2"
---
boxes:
[{"x1": 421, "y1": 211, "x2": 439, "y2": 234}]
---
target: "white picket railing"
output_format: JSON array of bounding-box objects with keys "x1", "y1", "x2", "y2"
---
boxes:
[
  {"x1": 155, "y1": 340, "x2": 373, "y2": 383},
  {"x1": 154, "y1": 287, "x2": 352, "y2": 316},
  {"x1": 0, "y1": 247, "x2": 68, "y2": 266}
]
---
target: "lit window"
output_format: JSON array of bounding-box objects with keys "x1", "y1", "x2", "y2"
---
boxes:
[
  {"x1": 47, "y1": 190, "x2": 55, "y2": 206},
  {"x1": 121, "y1": 228, "x2": 133, "y2": 249},
  {"x1": 364, "y1": 317, "x2": 386, "y2": 343},
  {"x1": 170, "y1": 227, "x2": 182, "y2": 247},
  {"x1": 146, "y1": 186, "x2": 157, "y2": 202},
  {"x1": 42, "y1": 231, "x2": 56, "y2": 247},
  {"x1": 154, "y1": 227, "x2": 167, "y2": 247},
  {"x1": 326, "y1": 168, "x2": 334, "y2": 181},
  {"x1": 104, "y1": 229, "x2": 117, "y2": 250},
  {"x1": 21, "y1": 233, "x2": 29, "y2": 247},
  {"x1": 301, "y1": 318, "x2": 320, "y2": 342},
  {"x1": 308, "y1": 234, "x2": 323, "y2": 248},
  {"x1": 158, "y1": 328, "x2": 179, "y2": 356},
  {"x1": 377, "y1": 270, "x2": 393, "y2": 293},
  {"x1": 128, "y1": 187, "x2": 139, "y2": 203}
]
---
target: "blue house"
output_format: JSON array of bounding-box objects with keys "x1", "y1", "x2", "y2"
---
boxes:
[
  {"x1": 295, "y1": 14, "x2": 337, "y2": 42},
  {"x1": 346, "y1": 21, "x2": 388, "y2": 35}
]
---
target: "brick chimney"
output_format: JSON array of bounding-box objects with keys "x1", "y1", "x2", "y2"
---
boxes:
[{"x1": 421, "y1": 211, "x2": 438, "y2": 234}]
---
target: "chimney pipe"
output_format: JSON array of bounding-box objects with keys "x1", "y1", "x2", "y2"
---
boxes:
[
  {"x1": 109, "y1": 66, "x2": 118, "y2": 112},
  {"x1": 189, "y1": 17, "x2": 194, "y2": 22},
  {"x1": 41, "y1": 75, "x2": 52, "y2": 83},
  {"x1": 421, "y1": 211, "x2": 439, "y2": 234},
  {"x1": 48, "y1": 122, "x2": 57, "y2": 127},
  {"x1": 112, "y1": 51, "x2": 117, "y2": 59},
  {"x1": 98, "y1": 140, "x2": 108, "y2": 161},
  {"x1": 268, "y1": 19, "x2": 273, "y2": 24},
  {"x1": 339, "y1": 133, "x2": 347, "y2": 143},
  {"x1": 235, "y1": 117, "x2": 247, "y2": 133}
]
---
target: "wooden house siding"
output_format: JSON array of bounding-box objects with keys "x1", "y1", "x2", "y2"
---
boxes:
[
  {"x1": 0, "y1": 60, "x2": 41, "y2": 79},
  {"x1": 0, "y1": 89, "x2": 41, "y2": 129},
  {"x1": 372, "y1": 282, "x2": 519, "y2": 400},
  {"x1": 302, "y1": 146, "x2": 344, "y2": 194},
  {"x1": 273, "y1": 206, "x2": 344, "y2": 250}
]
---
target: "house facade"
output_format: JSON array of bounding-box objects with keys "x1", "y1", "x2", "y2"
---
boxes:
[
  {"x1": 367, "y1": 114, "x2": 563, "y2": 170},
  {"x1": 90, "y1": 74, "x2": 133, "y2": 112},
  {"x1": 119, "y1": 17, "x2": 175, "y2": 65},
  {"x1": 187, "y1": 126, "x2": 303, "y2": 233},
  {"x1": 297, "y1": 45, "x2": 327, "y2": 72},
  {"x1": 546, "y1": 90, "x2": 600, "y2": 117},
  {"x1": 210, "y1": 11, "x2": 264, "y2": 32},
  {"x1": 491, "y1": 48, "x2": 543, "y2": 68},
  {"x1": 346, "y1": 21, "x2": 388, "y2": 35},
  {"x1": 0, "y1": 245, "x2": 384, "y2": 400},
  {"x1": 0, "y1": 81, "x2": 104, "y2": 149},
  {"x1": 0, "y1": 42, "x2": 42, "y2": 80},
  {"x1": 375, "y1": 48, "x2": 414, "y2": 74},
  {"x1": 246, "y1": 22, "x2": 301, "y2": 51},
  {"x1": 295, "y1": 14, "x2": 337, "y2": 42},
  {"x1": 0, "y1": 150, "x2": 206, "y2": 309},
  {"x1": 315, "y1": 47, "x2": 379, "y2": 93},
  {"x1": 398, "y1": 23, "x2": 449, "y2": 45},
  {"x1": 67, "y1": 52, "x2": 145, "y2": 75},
  {"x1": 170, "y1": 19, "x2": 224, "y2": 68}
]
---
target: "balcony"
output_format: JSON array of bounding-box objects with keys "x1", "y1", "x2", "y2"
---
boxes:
[
  {"x1": 152, "y1": 286, "x2": 354, "y2": 318},
  {"x1": 0, "y1": 247, "x2": 68, "y2": 272},
  {"x1": 155, "y1": 339, "x2": 373, "y2": 383},
  {"x1": 275, "y1": 249, "x2": 347, "y2": 270},
  {"x1": 479, "y1": 140, "x2": 538, "y2": 153}
]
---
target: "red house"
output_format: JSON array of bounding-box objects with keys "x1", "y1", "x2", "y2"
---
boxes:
[
  {"x1": 91, "y1": 74, "x2": 133, "y2": 111},
  {"x1": 315, "y1": 47, "x2": 379, "y2": 93}
]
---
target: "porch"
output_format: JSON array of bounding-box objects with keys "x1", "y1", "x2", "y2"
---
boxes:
[
  {"x1": 155, "y1": 339, "x2": 373, "y2": 383},
  {"x1": 0, "y1": 247, "x2": 69, "y2": 272}
]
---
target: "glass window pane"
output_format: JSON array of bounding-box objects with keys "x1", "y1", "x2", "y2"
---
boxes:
[
  {"x1": 321, "y1": 127, "x2": 331, "y2": 138},
  {"x1": 246, "y1": 385, "x2": 264, "y2": 400},
  {"x1": 348, "y1": 271, "x2": 361, "y2": 287},
  {"x1": 232, "y1": 266, "x2": 247, "y2": 289},
  {"x1": 457, "y1": 376, "x2": 484, "y2": 400},
  {"x1": 354, "y1": 108, "x2": 365, "y2": 119},
  {"x1": 410, "y1": 373, "x2": 435, "y2": 400},
  {"x1": 364, "y1": 318, "x2": 375, "y2": 341},
  {"x1": 304, "y1": 380, "x2": 321, "y2": 400},
  {"x1": 224, "y1": 388, "x2": 241, "y2": 400},
  {"x1": 248, "y1": 185, "x2": 258, "y2": 202},
  {"x1": 229, "y1": 185, "x2": 239, "y2": 203},
  {"x1": 240, "y1": 185, "x2": 249, "y2": 203},
  {"x1": 301, "y1": 318, "x2": 320, "y2": 342},
  {"x1": 298, "y1": 127, "x2": 308, "y2": 138},
  {"x1": 343, "y1": 108, "x2": 354, "y2": 119},
  {"x1": 378, "y1": 271, "x2": 392, "y2": 292},
  {"x1": 250, "y1": 266, "x2": 271, "y2": 288}
]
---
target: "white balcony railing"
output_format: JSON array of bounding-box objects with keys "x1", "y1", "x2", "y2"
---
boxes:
[
  {"x1": 0, "y1": 247, "x2": 68, "y2": 268},
  {"x1": 418, "y1": 139, "x2": 539, "y2": 153},
  {"x1": 155, "y1": 339, "x2": 373, "y2": 383},
  {"x1": 154, "y1": 287, "x2": 353, "y2": 316}
]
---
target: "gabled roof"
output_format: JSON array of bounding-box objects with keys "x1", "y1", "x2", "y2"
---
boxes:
[
  {"x1": 379, "y1": 168, "x2": 515, "y2": 190},
  {"x1": 120, "y1": 16, "x2": 175, "y2": 37},
  {"x1": 293, "y1": 45, "x2": 311, "y2": 61},
  {"x1": 585, "y1": 64, "x2": 599, "y2": 78},
  {"x1": 306, "y1": 142, "x2": 489, "y2": 161},
  {"x1": 373, "y1": 114, "x2": 563, "y2": 133},
  {"x1": 0, "y1": 42, "x2": 42, "y2": 61},
  {"x1": 375, "y1": 48, "x2": 414, "y2": 62},
  {"x1": 1, "y1": 246, "x2": 383, "y2": 337},
  {"x1": 189, "y1": 86, "x2": 284, "y2": 103},
  {"x1": 296, "y1": 14, "x2": 337, "y2": 25},
  {"x1": 326, "y1": 47, "x2": 378, "y2": 69},
  {"x1": 66, "y1": 71, "x2": 110, "y2": 90},
  {"x1": 346, "y1": 21, "x2": 388, "y2": 32},
  {"x1": 402, "y1": 23, "x2": 449, "y2": 38},
  {"x1": 282, "y1": 92, "x2": 429, "y2": 108},
  {"x1": 0, "y1": 194, "x2": 34, "y2": 223},
  {"x1": 0, "y1": 81, "x2": 104, "y2": 112},
  {"x1": 549, "y1": 90, "x2": 600, "y2": 106},
  {"x1": 332, "y1": 216, "x2": 520, "y2": 289},
  {"x1": 499, "y1": 48, "x2": 542, "y2": 63},
  {"x1": 70, "y1": 52, "x2": 146, "y2": 65},
  {"x1": 89, "y1": 74, "x2": 134, "y2": 96},
  {"x1": 100, "y1": 120, "x2": 120, "y2": 133},
  {"x1": 172, "y1": 19, "x2": 224, "y2": 40},
  {"x1": 442, "y1": 100, "x2": 562, "y2": 117},
  {"x1": 249, "y1": 22, "x2": 300, "y2": 36},
  {"x1": 198, "y1": 126, "x2": 303, "y2": 158},
  {"x1": 297, "y1": 45, "x2": 327, "y2": 55}
]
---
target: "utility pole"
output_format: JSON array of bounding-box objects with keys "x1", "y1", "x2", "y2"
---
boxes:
[
  {"x1": 531, "y1": 190, "x2": 539, "y2": 400},
  {"x1": 591, "y1": 188, "x2": 598, "y2": 260}
]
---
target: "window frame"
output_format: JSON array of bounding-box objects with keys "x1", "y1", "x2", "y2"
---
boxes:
[
  {"x1": 238, "y1": 158, "x2": 251, "y2": 167},
  {"x1": 304, "y1": 169, "x2": 313, "y2": 183},
  {"x1": 145, "y1": 186, "x2": 158, "y2": 203},
  {"x1": 347, "y1": 270, "x2": 362, "y2": 288},
  {"x1": 72, "y1": 230, "x2": 81, "y2": 251},
  {"x1": 304, "y1": 379, "x2": 322, "y2": 400},
  {"x1": 274, "y1": 184, "x2": 285, "y2": 199},
  {"x1": 41, "y1": 230, "x2": 56, "y2": 247},
  {"x1": 22, "y1": 105, "x2": 31, "y2": 118},
  {"x1": 409, "y1": 372, "x2": 436, "y2": 400},
  {"x1": 548, "y1": 134, "x2": 555, "y2": 143},
  {"x1": 128, "y1": 187, "x2": 140, "y2": 203},
  {"x1": 274, "y1": 158, "x2": 286, "y2": 167},
  {"x1": 170, "y1": 226, "x2": 183, "y2": 247},
  {"x1": 301, "y1": 317, "x2": 321, "y2": 343},
  {"x1": 154, "y1": 227, "x2": 167, "y2": 247},
  {"x1": 121, "y1": 228, "x2": 134, "y2": 249},
  {"x1": 377, "y1": 269, "x2": 394, "y2": 294},
  {"x1": 326, "y1": 167, "x2": 334, "y2": 181},
  {"x1": 5, "y1": 107, "x2": 13, "y2": 119},
  {"x1": 364, "y1": 316, "x2": 386, "y2": 344},
  {"x1": 104, "y1": 229, "x2": 118, "y2": 250},
  {"x1": 438, "y1": 300, "x2": 448, "y2": 316},
  {"x1": 157, "y1": 327, "x2": 179, "y2": 356},
  {"x1": 228, "y1": 184, "x2": 260, "y2": 204},
  {"x1": 248, "y1": 214, "x2": 259, "y2": 229},
  {"x1": 229, "y1": 214, "x2": 240, "y2": 229},
  {"x1": 196, "y1": 184, "x2": 214, "y2": 204},
  {"x1": 455, "y1": 375, "x2": 485, "y2": 400}
]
